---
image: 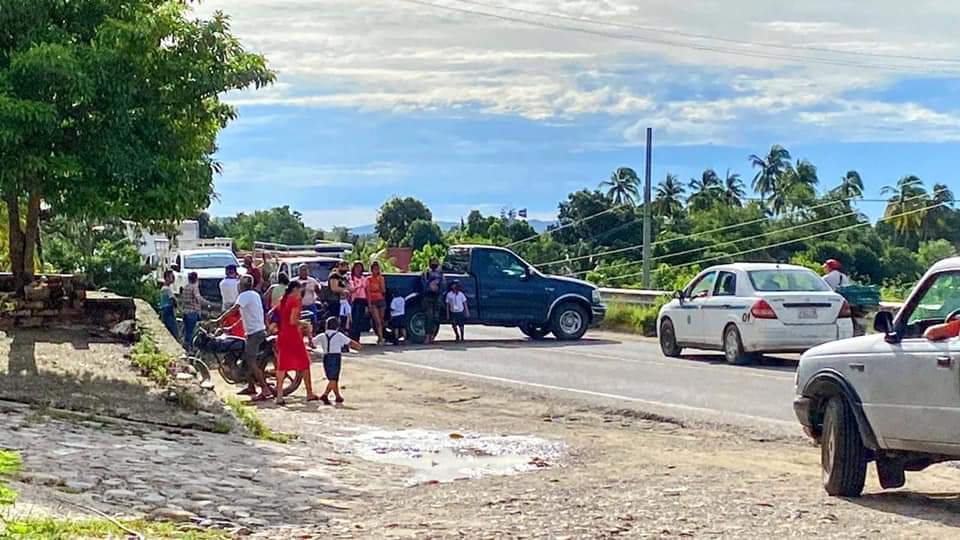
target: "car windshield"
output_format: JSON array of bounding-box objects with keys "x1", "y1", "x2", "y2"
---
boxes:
[
  {"x1": 184, "y1": 253, "x2": 238, "y2": 269},
  {"x1": 292, "y1": 261, "x2": 337, "y2": 282},
  {"x1": 748, "y1": 269, "x2": 830, "y2": 292}
]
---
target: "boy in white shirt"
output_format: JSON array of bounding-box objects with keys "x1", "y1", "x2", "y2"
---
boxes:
[
  {"x1": 338, "y1": 291, "x2": 352, "y2": 332},
  {"x1": 389, "y1": 291, "x2": 406, "y2": 344},
  {"x1": 318, "y1": 316, "x2": 362, "y2": 406},
  {"x1": 445, "y1": 280, "x2": 469, "y2": 342}
]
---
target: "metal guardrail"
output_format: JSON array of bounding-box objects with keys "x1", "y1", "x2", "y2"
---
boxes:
[{"x1": 598, "y1": 287, "x2": 905, "y2": 312}]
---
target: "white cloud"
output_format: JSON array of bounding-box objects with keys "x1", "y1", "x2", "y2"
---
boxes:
[{"x1": 196, "y1": 0, "x2": 960, "y2": 144}]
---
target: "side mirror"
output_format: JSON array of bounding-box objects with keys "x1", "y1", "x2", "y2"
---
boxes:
[
  {"x1": 873, "y1": 311, "x2": 893, "y2": 334},
  {"x1": 522, "y1": 267, "x2": 532, "y2": 281},
  {"x1": 674, "y1": 290, "x2": 685, "y2": 304}
]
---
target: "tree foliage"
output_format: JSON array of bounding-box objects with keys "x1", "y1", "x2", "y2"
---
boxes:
[
  {"x1": 403, "y1": 219, "x2": 444, "y2": 250},
  {"x1": 207, "y1": 206, "x2": 320, "y2": 250},
  {"x1": 0, "y1": 0, "x2": 274, "y2": 292},
  {"x1": 376, "y1": 197, "x2": 432, "y2": 246}
]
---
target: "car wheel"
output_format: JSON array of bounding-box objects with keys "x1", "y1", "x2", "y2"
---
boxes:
[
  {"x1": 519, "y1": 323, "x2": 550, "y2": 340},
  {"x1": 876, "y1": 457, "x2": 906, "y2": 490},
  {"x1": 405, "y1": 306, "x2": 429, "y2": 344},
  {"x1": 659, "y1": 318, "x2": 682, "y2": 357},
  {"x1": 551, "y1": 303, "x2": 588, "y2": 341},
  {"x1": 722, "y1": 325, "x2": 754, "y2": 365},
  {"x1": 821, "y1": 396, "x2": 867, "y2": 497}
]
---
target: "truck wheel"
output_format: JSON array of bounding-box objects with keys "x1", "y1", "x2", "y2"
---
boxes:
[
  {"x1": 405, "y1": 307, "x2": 429, "y2": 344},
  {"x1": 519, "y1": 323, "x2": 550, "y2": 340},
  {"x1": 877, "y1": 457, "x2": 906, "y2": 490},
  {"x1": 659, "y1": 318, "x2": 682, "y2": 357},
  {"x1": 551, "y1": 303, "x2": 588, "y2": 341},
  {"x1": 723, "y1": 325, "x2": 754, "y2": 365},
  {"x1": 821, "y1": 396, "x2": 867, "y2": 497}
]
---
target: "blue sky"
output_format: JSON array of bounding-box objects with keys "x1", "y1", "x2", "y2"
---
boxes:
[{"x1": 198, "y1": 1, "x2": 960, "y2": 228}]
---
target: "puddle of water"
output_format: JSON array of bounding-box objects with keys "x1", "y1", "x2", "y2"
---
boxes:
[{"x1": 342, "y1": 429, "x2": 565, "y2": 485}]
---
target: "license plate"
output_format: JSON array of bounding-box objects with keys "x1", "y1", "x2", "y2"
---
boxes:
[{"x1": 799, "y1": 309, "x2": 818, "y2": 320}]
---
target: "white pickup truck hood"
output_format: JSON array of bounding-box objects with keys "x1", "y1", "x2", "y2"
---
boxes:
[{"x1": 802, "y1": 334, "x2": 888, "y2": 359}]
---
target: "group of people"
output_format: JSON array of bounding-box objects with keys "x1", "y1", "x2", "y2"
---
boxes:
[{"x1": 157, "y1": 253, "x2": 471, "y2": 406}]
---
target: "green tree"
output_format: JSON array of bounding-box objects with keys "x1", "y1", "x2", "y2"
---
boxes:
[
  {"x1": 687, "y1": 169, "x2": 722, "y2": 211},
  {"x1": 216, "y1": 206, "x2": 319, "y2": 250},
  {"x1": 833, "y1": 170, "x2": 864, "y2": 200},
  {"x1": 376, "y1": 197, "x2": 432, "y2": 246},
  {"x1": 403, "y1": 219, "x2": 444, "y2": 250},
  {"x1": 654, "y1": 173, "x2": 685, "y2": 220},
  {"x1": 917, "y1": 239, "x2": 957, "y2": 269},
  {"x1": 0, "y1": 1, "x2": 274, "y2": 292},
  {"x1": 771, "y1": 159, "x2": 818, "y2": 216},
  {"x1": 410, "y1": 244, "x2": 446, "y2": 272},
  {"x1": 881, "y1": 175, "x2": 928, "y2": 241},
  {"x1": 600, "y1": 167, "x2": 640, "y2": 206},
  {"x1": 749, "y1": 145, "x2": 792, "y2": 204},
  {"x1": 722, "y1": 169, "x2": 745, "y2": 208},
  {"x1": 881, "y1": 245, "x2": 923, "y2": 282}
]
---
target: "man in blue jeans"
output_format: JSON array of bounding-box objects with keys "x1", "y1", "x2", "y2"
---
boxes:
[
  {"x1": 180, "y1": 272, "x2": 211, "y2": 352},
  {"x1": 159, "y1": 270, "x2": 178, "y2": 338}
]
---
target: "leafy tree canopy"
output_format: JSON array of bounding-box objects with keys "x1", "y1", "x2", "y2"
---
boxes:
[{"x1": 376, "y1": 197, "x2": 431, "y2": 246}]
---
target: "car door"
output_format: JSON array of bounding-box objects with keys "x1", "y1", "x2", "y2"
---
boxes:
[
  {"x1": 859, "y1": 270, "x2": 960, "y2": 449},
  {"x1": 701, "y1": 271, "x2": 741, "y2": 348},
  {"x1": 674, "y1": 271, "x2": 717, "y2": 345},
  {"x1": 473, "y1": 249, "x2": 548, "y2": 323}
]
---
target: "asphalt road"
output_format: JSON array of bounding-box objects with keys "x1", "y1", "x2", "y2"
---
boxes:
[{"x1": 362, "y1": 325, "x2": 801, "y2": 434}]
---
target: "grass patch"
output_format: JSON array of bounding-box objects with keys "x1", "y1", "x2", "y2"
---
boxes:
[
  {"x1": 130, "y1": 331, "x2": 174, "y2": 386},
  {"x1": 223, "y1": 397, "x2": 292, "y2": 444},
  {"x1": 0, "y1": 518, "x2": 228, "y2": 539},
  {"x1": 0, "y1": 450, "x2": 21, "y2": 506},
  {"x1": 598, "y1": 301, "x2": 667, "y2": 337}
]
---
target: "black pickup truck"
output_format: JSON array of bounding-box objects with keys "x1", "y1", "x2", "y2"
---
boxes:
[{"x1": 377, "y1": 244, "x2": 605, "y2": 343}]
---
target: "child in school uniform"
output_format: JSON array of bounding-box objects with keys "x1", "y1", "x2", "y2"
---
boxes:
[
  {"x1": 338, "y1": 291, "x2": 352, "y2": 332},
  {"x1": 389, "y1": 291, "x2": 406, "y2": 345},
  {"x1": 318, "y1": 317, "x2": 362, "y2": 406}
]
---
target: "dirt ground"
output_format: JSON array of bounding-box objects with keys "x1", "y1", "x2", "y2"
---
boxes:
[{"x1": 242, "y1": 353, "x2": 960, "y2": 539}]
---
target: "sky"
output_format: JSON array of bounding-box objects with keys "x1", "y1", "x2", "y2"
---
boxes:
[{"x1": 195, "y1": 0, "x2": 960, "y2": 229}]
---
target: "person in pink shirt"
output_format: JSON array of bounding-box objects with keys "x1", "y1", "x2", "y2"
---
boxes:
[{"x1": 348, "y1": 261, "x2": 368, "y2": 341}]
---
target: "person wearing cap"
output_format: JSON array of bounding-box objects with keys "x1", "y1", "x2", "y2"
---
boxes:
[
  {"x1": 822, "y1": 259, "x2": 850, "y2": 291},
  {"x1": 445, "y1": 280, "x2": 469, "y2": 342}
]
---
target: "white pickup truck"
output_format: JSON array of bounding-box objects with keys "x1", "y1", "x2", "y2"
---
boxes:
[
  {"x1": 170, "y1": 248, "x2": 246, "y2": 304},
  {"x1": 794, "y1": 257, "x2": 960, "y2": 496}
]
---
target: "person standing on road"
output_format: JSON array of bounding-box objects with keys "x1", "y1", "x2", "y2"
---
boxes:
[
  {"x1": 822, "y1": 259, "x2": 851, "y2": 291},
  {"x1": 215, "y1": 276, "x2": 273, "y2": 402},
  {"x1": 219, "y1": 264, "x2": 241, "y2": 311},
  {"x1": 243, "y1": 254, "x2": 263, "y2": 292},
  {"x1": 389, "y1": 291, "x2": 406, "y2": 345},
  {"x1": 159, "y1": 270, "x2": 179, "y2": 339},
  {"x1": 349, "y1": 261, "x2": 368, "y2": 341},
  {"x1": 274, "y1": 280, "x2": 319, "y2": 406},
  {"x1": 263, "y1": 272, "x2": 289, "y2": 310},
  {"x1": 445, "y1": 280, "x2": 469, "y2": 342},
  {"x1": 318, "y1": 316, "x2": 362, "y2": 406},
  {"x1": 294, "y1": 264, "x2": 321, "y2": 331},
  {"x1": 181, "y1": 272, "x2": 211, "y2": 352},
  {"x1": 366, "y1": 261, "x2": 387, "y2": 345},
  {"x1": 420, "y1": 258, "x2": 444, "y2": 344}
]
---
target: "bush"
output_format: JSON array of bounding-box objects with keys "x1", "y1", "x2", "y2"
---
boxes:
[
  {"x1": 882, "y1": 246, "x2": 923, "y2": 282},
  {"x1": 917, "y1": 239, "x2": 957, "y2": 269},
  {"x1": 599, "y1": 296, "x2": 670, "y2": 336}
]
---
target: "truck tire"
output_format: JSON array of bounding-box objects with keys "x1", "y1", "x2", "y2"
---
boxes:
[
  {"x1": 405, "y1": 306, "x2": 429, "y2": 344},
  {"x1": 821, "y1": 396, "x2": 867, "y2": 497},
  {"x1": 659, "y1": 318, "x2": 682, "y2": 357},
  {"x1": 722, "y1": 325, "x2": 755, "y2": 365},
  {"x1": 519, "y1": 323, "x2": 550, "y2": 340},
  {"x1": 551, "y1": 302, "x2": 588, "y2": 341}
]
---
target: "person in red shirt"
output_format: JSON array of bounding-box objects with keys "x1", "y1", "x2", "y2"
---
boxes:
[{"x1": 243, "y1": 254, "x2": 264, "y2": 292}]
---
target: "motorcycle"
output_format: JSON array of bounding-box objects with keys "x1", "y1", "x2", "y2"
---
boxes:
[{"x1": 192, "y1": 323, "x2": 302, "y2": 397}]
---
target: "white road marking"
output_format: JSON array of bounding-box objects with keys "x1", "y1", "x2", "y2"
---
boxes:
[{"x1": 365, "y1": 356, "x2": 797, "y2": 428}]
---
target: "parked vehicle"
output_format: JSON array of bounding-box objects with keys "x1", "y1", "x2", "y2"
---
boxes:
[
  {"x1": 170, "y1": 248, "x2": 246, "y2": 304},
  {"x1": 375, "y1": 245, "x2": 605, "y2": 343},
  {"x1": 191, "y1": 324, "x2": 301, "y2": 396},
  {"x1": 657, "y1": 263, "x2": 854, "y2": 364},
  {"x1": 271, "y1": 256, "x2": 339, "y2": 284},
  {"x1": 794, "y1": 257, "x2": 960, "y2": 497}
]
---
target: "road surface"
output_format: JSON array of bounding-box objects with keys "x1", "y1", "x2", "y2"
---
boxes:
[{"x1": 361, "y1": 325, "x2": 800, "y2": 434}]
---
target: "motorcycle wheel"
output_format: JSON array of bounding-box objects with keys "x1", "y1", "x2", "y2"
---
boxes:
[
  {"x1": 262, "y1": 357, "x2": 303, "y2": 397},
  {"x1": 218, "y1": 357, "x2": 241, "y2": 385}
]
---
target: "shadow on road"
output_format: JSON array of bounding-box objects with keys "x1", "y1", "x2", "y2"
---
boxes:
[
  {"x1": 852, "y1": 491, "x2": 960, "y2": 528},
  {"x1": 680, "y1": 353, "x2": 798, "y2": 373}
]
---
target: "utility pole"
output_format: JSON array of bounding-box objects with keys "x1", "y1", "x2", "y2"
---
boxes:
[{"x1": 642, "y1": 127, "x2": 653, "y2": 289}]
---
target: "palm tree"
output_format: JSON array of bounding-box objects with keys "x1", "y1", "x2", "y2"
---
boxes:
[
  {"x1": 881, "y1": 175, "x2": 928, "y2": 240},
  {"x1": 749, "y1": 145, "x2": 792, "y2": 203},
  {"x1": 722, "y1": 169, "x2": 745, "y2": 207},
  {"x1": 600, "y1": 167, "x2": 640, "y2": 206},
  {"x1": 922, "y1": 182, "x2": 956, "y2": 239},
  {"x1": 767, "y1": 159, "x2": 818, "y2": 216},
  {"x1": 833, "y1": 170, "x2": 864, "y2": 200},
  {"x1": 687, "y1": 169, "x2": 722, "y2": 211},
  {"x1": 654, "y1": 173, "x2": 685, "y2": 220}
]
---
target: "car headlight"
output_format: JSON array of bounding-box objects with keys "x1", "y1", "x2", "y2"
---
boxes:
[{"x1": 592, "y1": 289, "x2": 602, "y2": 304}]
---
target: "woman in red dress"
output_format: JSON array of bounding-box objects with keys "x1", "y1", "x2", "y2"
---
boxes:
[{"x1": 275, "y1": 281, "x2": 318, "y2": 406}]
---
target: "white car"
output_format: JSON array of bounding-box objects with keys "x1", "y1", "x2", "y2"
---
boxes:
[
  {"x1": 171, "y1": 248, "x2": 246, "y2": 303},
  {"x1": 657, "y1": 263, "x2": 854, "y2": 364},
  {"x1": 795, "y1": 257, "x2": 960, "y2": 496}
]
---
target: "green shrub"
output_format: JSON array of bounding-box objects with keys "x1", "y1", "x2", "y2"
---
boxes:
[
  {"x1": 130, "y1": 332, "x2": 173, "y2": 386},
  {"x1": 600, "y1": 297, "x2": 669, "y2": 336},
  {"x1": 0, "y1": 449, "x2": 21, "y2": 506}
]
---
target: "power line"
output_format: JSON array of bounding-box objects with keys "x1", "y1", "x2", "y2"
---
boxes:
[
  {"x1": 457, "y1": 0, "x2": 960, "y2": 65},
  {"x1": 604, "y1": 200, "x2": 948, "y2": 282},
  {"x1": 506, "y1": 203, "x2": 629, "y2": 248},
  {"x1": 398, "y1": 0, "x2": 960, "y2": 75}
]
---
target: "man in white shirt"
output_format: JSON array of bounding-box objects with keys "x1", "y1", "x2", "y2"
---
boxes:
[
  {"x1": 219, "y1": 264, "x2": 241, "y2": 310},
  {"x1": 822, "y1": 259, "x2": 850, "y2": 291},
  {"x1": 215, "y1": 276, "x2": 272, "y2": 401},
  {"x1": 294, "y1": 264, "x2": 321, "y2": 328},
  {"x1": 445, "y1": 280, "x2": 469, "y2": 342}
]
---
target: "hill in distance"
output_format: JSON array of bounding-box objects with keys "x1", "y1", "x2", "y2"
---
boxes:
[{"x1": 350, "y1": 219, "x2": 556, "y2": 236}]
